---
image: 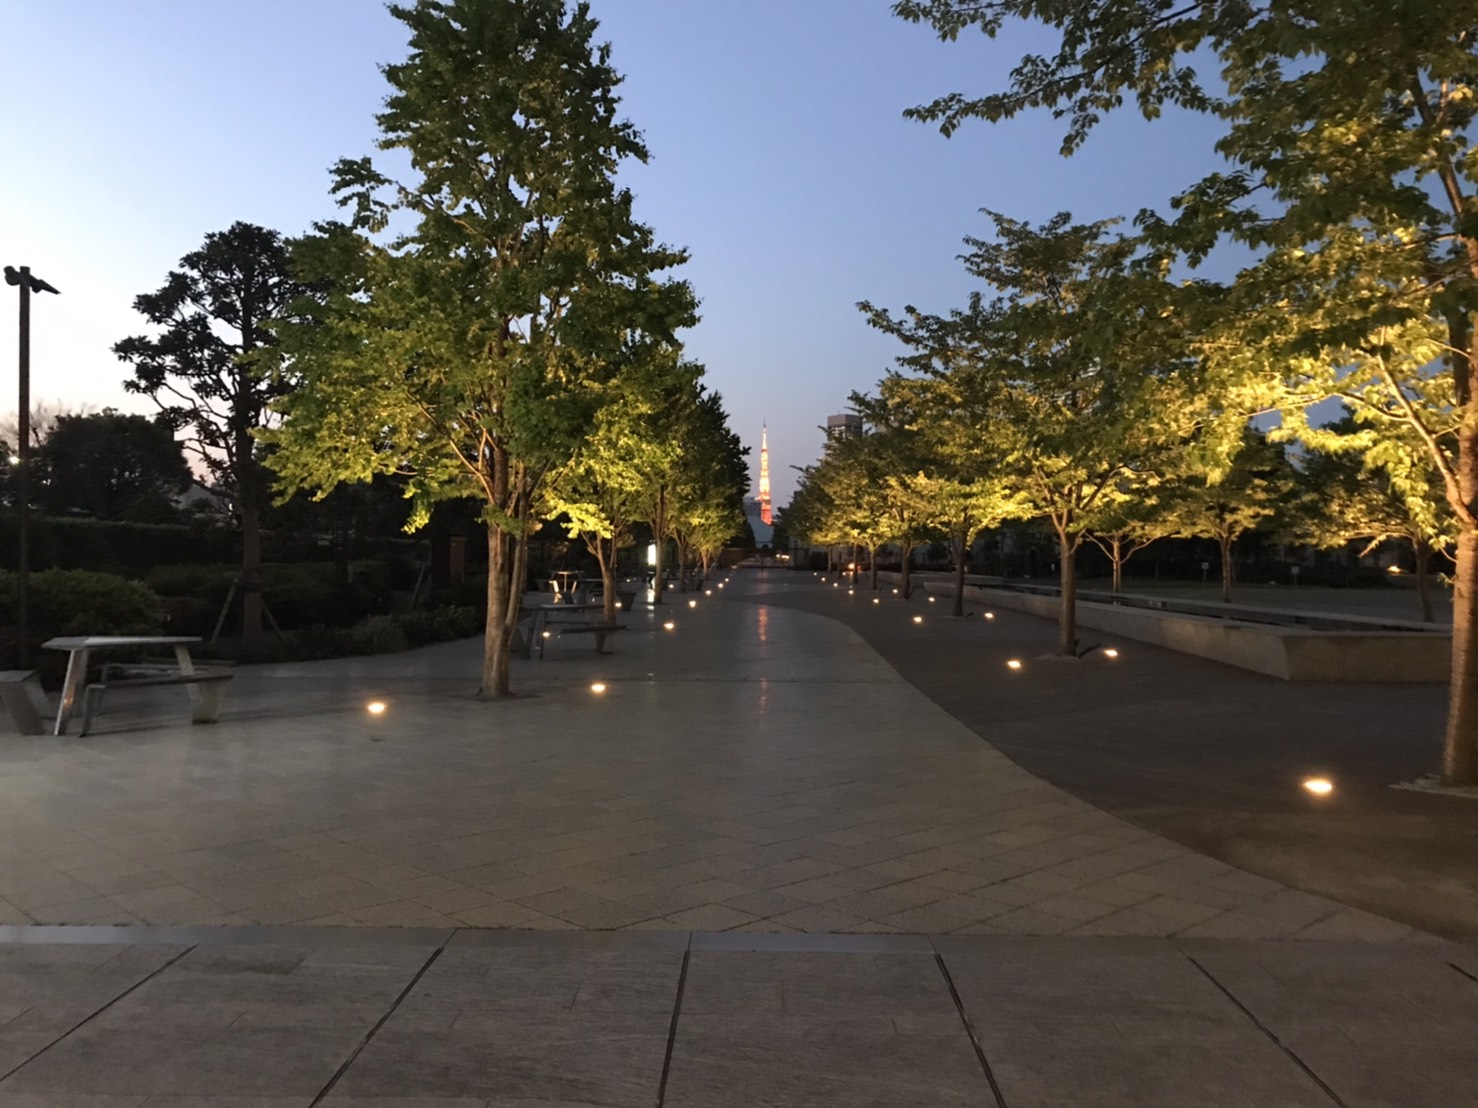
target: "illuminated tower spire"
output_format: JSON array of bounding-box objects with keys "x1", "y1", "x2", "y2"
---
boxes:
[{"x1": 758, "y1": 424, "x2": 772, "y2": 526}]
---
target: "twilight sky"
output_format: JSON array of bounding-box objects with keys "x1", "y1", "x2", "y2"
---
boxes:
[{"x1": 1, "y1": 1, "x2": 1231, "y2": 505}]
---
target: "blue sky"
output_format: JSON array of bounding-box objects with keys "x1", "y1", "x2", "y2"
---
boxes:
[{"x1": 1, "y1": 1, "x2": 1232, "y2": 504}]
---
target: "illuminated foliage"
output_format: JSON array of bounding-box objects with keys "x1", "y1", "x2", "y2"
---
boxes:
[
  {"x1": 895, "y1": 0, "x2": 1478, "y2": 781},
  {"x1": 267, "y1": 0, "x2": 694, "y2": 697}
]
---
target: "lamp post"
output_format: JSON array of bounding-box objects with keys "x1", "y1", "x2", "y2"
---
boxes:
[{"x1": 4, "y1": 266, "x2": 60, "y2": 667}]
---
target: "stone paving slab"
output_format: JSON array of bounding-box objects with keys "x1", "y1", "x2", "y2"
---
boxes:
[
  {"x1": 0, "y1": 591, "x2": 1418, "y2": 941},
  {"x1": 0, "y1": 931, "x2": 1473, "y2": 1105}
]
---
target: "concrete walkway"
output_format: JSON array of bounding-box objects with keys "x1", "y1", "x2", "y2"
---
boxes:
[
  {"x1": 0, "y1": 572, "x2": 1473, "y2": 1104},
  {"x1": 750, "y1": 572, "x2": 1478, "y2": 943},
  {"x1": 0, "y1": 927, "x2": 1475, "y2": 1106}
]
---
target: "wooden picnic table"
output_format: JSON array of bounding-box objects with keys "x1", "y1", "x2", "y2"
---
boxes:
[{"x1": 41, "y1": 635, "x2": 223, "y2": 736}]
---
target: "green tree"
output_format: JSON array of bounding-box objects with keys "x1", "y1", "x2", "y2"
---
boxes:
[
  {"x1": 115, "y1": 223, "x2": 305, "y2": 646},
  {"x1": 548, "y1": 355, "x2": 697, "y2": 622},
  {"x1": 1085, "y1": 488, "x2": 1179, "y2": 594},
  {"x1": 860, "y1": 371, "x2": 1030, "y2": 612},
  {"x1": 267, "y1": 0, "x2": 694, "y2": 696},
  {"x1": 35, "y1": 409, "x2": 191, "y2": 522},
  {"x1": 866, "y1": 213, "x2": 1203, "y2": 646},
  {"x1": 848, "y1": 387, "x2": 943, "y2": 597},
  {"x1": 893, "y1": 0, "x2": 1478, "y2": 780},
  {"x1": 1291, "y1": 417, "x2": 1455, "y2": 622},
  {"x1": 660, "y1": 387, "x2": 748, "y2": 594},
  {"x1": 1160, "y1": 429, "x2": 1293, "y2": 603}
]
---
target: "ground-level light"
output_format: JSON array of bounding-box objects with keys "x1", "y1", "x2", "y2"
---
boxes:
[
  {"x1": 984, "y1": 613, "x2": 996, "y2": 621},
  {"x1": 1103, "y1": 648, "x2": 1119, "y2": 658},
  {"x1": 688, "y1": 600, "x2": 698, "y2": 609},
  {"x1": 1302, "y1": 777, "x2": 1334, "y2": 796},
  {"x1": 366, "y1": 701, "x2": 387, "y2": 715},
  {"x1": 1006, "y1": 659, "x2": 1022, "y2": 671},
  {"x1": 913, "y1": 615, "x2": 923, "y2": 625},
  {"x1": 590, "y1": 682, "x2": 608, "y2": 695},
  {"x1": 663, "y1": 621, "x2": 676, "y2": 631}
]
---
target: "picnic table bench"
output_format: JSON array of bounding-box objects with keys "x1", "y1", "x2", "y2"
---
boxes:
[
  {"x1": 517, "y1": 603, "x2": 627, "y2": 659},
  {"x1": 0, "y1": 670, "x2": 48, "y2": 735},
  {"x1": 42, "y1": 636, "x2": 233, "y2": 736}
]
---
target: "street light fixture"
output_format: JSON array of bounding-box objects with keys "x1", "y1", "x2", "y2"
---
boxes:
[{"x1": 4, "y1": 266, "x2": 60, "y2": 668}]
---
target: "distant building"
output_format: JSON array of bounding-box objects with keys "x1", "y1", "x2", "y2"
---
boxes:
[{"x1": 826, "y1": 413, "x2": 863, "y2": 443}]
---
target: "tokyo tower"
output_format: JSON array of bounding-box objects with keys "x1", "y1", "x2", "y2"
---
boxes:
[{"x1": 758, "y1": 425, "x2": 772, "y2": 526}]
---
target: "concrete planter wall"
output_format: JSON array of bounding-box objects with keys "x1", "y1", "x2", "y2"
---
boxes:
[{"x1": 882, "y1": 572, "x2": 1450, "y2": 683}]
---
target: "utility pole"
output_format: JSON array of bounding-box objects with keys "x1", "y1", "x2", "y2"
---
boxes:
[{"x1": 4, "y1": 266, "x2": 60, "y2": 667}]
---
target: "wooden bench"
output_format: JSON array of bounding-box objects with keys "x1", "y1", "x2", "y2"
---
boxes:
[
  {"x1": 0, "y1": 670, "x2": 48, "y2": 736},
  {"x1": 80, "y1": 669, "x2": 233, "y2": 736}
]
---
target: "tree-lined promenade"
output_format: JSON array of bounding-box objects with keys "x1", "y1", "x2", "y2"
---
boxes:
[
  {"x1": 4, "y1": 1, "x2": 750, "y2": 699},
  {"x1": 784, "y1": 0, "x2": 1477, "y2": 784},
  {"x1": 5, "y1": 2, "x2": 1474, "y2": 786}
]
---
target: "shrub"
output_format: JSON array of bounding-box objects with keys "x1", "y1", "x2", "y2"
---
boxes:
[
  {"x1": 349, "y1": 615, "x2": 409, "y2": 655},
  {"x1": 146, "y1": 564, "x2": 238, "y2": 601},
  {"x1": 0, "y1": 569, "x2": 163, "y2": 635},
  {"x1": 0, "y1": 568, "x2": 165, "y2": 676},
  {"x1": 400, "y1": 605, "x2": 481, "y2": 646},
  {"x1": 158, "y1": 595, "x2": 220, "y2": 637}
]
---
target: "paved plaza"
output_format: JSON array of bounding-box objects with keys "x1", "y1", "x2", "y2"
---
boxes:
[{"x1": 0, "y1": 571, "x2": 1473, "y2": 1104}]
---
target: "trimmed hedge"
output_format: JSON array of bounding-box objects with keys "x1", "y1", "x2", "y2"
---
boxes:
[
  {"x1": 229, "y1": 606, "x2": 481, "y2": 663},
  {"x1": 145, "y1": 561, "x2": 394, "y2": 631},
  {"x1": 0, "y1": 568, "x2": 166, "y2": 677}
]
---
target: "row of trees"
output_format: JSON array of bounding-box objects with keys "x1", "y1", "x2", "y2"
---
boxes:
[
  {"x1": 789, "y1": 404, "x2": 1446, "y2": 618},
  {"x1": 47, "y1": 1, "x2": 747, "y2": 697},
  {"x1": 794, "y1": 1, "x2": 1475, "y2": 783}
]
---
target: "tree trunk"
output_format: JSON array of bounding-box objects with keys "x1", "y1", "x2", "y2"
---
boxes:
[
  {"x1": 1444, "y1": 529, "x2": 1478, "y2": 784},
  {"x1": 1437, "y1": 274, "x2": 1477, "y2": 783},
  {"x1": 1111, "y1": 537, "x2": 1124, "y2": 594},
  {"x1": 952, "y1": 527, "x2": 967, "y2": 618},
  {"x1": 1414, "y1": 536, "x2": 1434, "y2": 624},
  {"x1": 1220, "y1": 533, "x2": 1234, "y2": 604},
  {"x1": 483, "y1": 522, "x2": 512, "y2": 697},
  {"x1": 1057, "y1": 526, "x2": 1078, "y2": 656},
  {"x1": 235, "y1": 297, "x2": 263, "y2": 651},
  {"x1": 869, "y1": 545, "x2": 880, "y2": 591},
  {"x1": 239, "y1": 493, "x2": 263, "y2": 650},
  {"x1": 676, "y1": 537, "x2": 689, "y2": 592},
  {"x1": 900, "y1": 545, "x2": 912, "y2": 600},
  {"x1": 600, "y1": 536, "x2": 617, "y2": 624}
]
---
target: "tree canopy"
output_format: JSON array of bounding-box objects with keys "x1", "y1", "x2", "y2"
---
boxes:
[
  {"x1": 35, "y1": 409, "x2": 191, "y2": 522},
  {"x1": 115, "y1": 221, "x2": 306, "y2": 646},
  {"x1": 268, "y1": 0, "x2": 695, "y2": 696},
  {"x1": 894, "y1": 0, "x2": 1478, "y2": 780}
]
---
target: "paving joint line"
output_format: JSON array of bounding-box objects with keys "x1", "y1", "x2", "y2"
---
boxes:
[
  {"x1": 655, "y1": 940, "x2": 693, "y2": 1108},
  {"x1": 932, "y1": 950, "x2": 1009, "y2": 1108},
  {"x1": 1185, "y1": 954, "x2": 1349, "y2": 1107},
  {"x1": 1447, "y1": 960, "x2": 1478, "y2": 986},
  {"x1": 0, "y1": 942, "x2": 196, "y2": 1086},
  {"x1": 309, "y1": 941, "x2": 446, "y2": 1107}
]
